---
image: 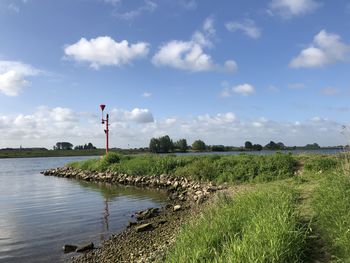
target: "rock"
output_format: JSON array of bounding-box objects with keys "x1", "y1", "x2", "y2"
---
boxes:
[
  {"x1": 135, "y1": 208, "x2": 159, "y2": 221},
  {"x1": 76, "y1": 242, "x2": 94, "y2": 252},
  {"x1": 195, "y1": 190, "x2": 202, "y2": 195},
  {"x1": 63, "y1": 244, "x2": 78, "y2": 253},
  {"x1": 207, "y1": 186, "x2": 217, "y2": 192},
  {"x1": 197, "y1": 195, "x2": 205, "y2": 204},
  {"x1": 127, "y1": 221, "x2": 138, "y2": 228},
  {"x1": 173, "y1": 205, "x2": 181, "y2": 211},
  {"x1": 135, "y1": 223, "x2": 154, "y2": 232},
  {"x1": 158, "y1": 219, "x2": 167, "y2": 225}
]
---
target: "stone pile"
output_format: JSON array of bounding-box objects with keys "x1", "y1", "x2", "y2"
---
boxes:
[{"x1": 41, "y1": 167, "x2": 225, "y2": 204}]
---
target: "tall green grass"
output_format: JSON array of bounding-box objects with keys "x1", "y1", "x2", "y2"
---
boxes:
[
  {"x1": 312, "y1": 171, "x2": 350, "y2": 261},
  {"x1": 165, "y1": 186, "x2": 307, "y2": 262},
  {"x1": 303, "y1": 156, "x2": 339, "y2": 173},
  {"x1": 68, "y1": 153, "x2": 298, "y2": 184}
]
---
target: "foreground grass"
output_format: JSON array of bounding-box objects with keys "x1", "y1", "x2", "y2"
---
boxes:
[
  {"x1": 312, "y1": 171, "x2": 350, "y2": 262},
  {"x1": 165, "y1": 185, "x2": 307, "y2": 263},
  {"x1": 68, "y1": 152, "x2": 298, "y2": 184}
]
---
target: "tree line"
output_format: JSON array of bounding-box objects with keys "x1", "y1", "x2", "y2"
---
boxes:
[
  {"x1": 53, "y1": 142, "x2": 97, "y2": 150},
  {"x1": 149, "y1": 136, "x2": 208, "y2": 153},
  {"x1": 148, "y1": 136, "x2": 323, "y2": 153}
]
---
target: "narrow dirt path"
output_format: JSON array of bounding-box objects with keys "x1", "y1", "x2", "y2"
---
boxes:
[{"x1": 294, "y1": 172, "x2": 331, "y2": 263}]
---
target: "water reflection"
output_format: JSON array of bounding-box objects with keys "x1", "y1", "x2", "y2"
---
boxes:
[
  {"x1": 0, "y1": 157, "x2": 167, "y2": 263},
  {"x1": 74, "y1": 180, "x2": 167, "y2": 242}
]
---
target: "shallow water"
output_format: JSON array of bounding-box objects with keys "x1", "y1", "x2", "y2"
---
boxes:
[{"x1": 0, "y1": 156, "x2": 167, "y2": 263}]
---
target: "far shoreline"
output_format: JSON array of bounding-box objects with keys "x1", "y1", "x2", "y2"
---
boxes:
[{"x1": 0, "y1": 147, "x2": 344, "y2": 159}]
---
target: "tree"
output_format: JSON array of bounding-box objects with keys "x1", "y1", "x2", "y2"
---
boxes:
[
  {"x1": 159, "y1": 135, "x2": 174, "y2": 153},
  {"x1": 265, "y1": 141, "x2": 283, "y2": 150},
  {"x1": 252, "y1": 144, "x2": 263, "y2": 151},
  {"x1": 192, "y1": 140, "x2": 206, "y2": 151},
  {"x1": 175, "y1": 139, "x2": 188, "y2": 152},
  {"x1": 149, "y1": 138, "x2": 160, "y2": 153},
  {"x1": 149, "y1": 135, "x2": 174, "y2": 153},
  {"x1": 54, "y1": 142, "x2": 73, "y2": 150},
  {"x1": 305, "y1": 143, "x2": 320, "y2": 149},
  {"x1": 244, "y1": 141, "x2": 253, "y2": 149},
  {"x1": 74, "y1": 142, "x2": 96, "y2": 150},
  {"x1": 211, "y1": 145, "x2": 225, "y2": 152}
]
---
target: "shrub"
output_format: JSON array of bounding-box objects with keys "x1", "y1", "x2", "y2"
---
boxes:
[{"x1": 304, "y1": 157, "x2": 339, "y2": 172}]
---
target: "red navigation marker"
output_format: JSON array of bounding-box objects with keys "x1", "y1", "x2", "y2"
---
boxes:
[{"x1": 100, "y1": 104, "x2": 109, "y2": 155}]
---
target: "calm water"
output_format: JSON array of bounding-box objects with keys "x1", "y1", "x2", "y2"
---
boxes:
[{"x1": 0, "y1": 156, "x2": 167, "y2": 263}]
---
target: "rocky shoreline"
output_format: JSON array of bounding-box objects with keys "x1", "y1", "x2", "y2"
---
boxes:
[{"x1": 41, "y1": 167, "x2": 225, "y2": 262}]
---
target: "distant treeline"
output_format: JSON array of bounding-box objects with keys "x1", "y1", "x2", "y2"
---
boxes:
[
  {"x1": 147, "y1": 135, "x2": 345, "y2": 154},
  {"x1": 0, "y1": 138, "x2": 346, "y2": 158}
]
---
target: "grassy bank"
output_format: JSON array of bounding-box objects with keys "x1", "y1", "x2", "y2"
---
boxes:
[
  {"x1": 166, "y1": 185, "x2": 307, "y2": 262},
  {"x1": 68, "y1": 152, "x2": 350, "y2": 262},
  {"x1": 68, "y1": 153, "x2": 298, "y2": 184}
]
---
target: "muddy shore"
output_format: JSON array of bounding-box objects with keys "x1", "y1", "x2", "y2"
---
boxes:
[{"x1": 42, "y1": 167, "x2": 224, "y2": 262}]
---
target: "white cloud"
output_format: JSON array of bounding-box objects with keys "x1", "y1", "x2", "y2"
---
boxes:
[
  {"x1": 111, "y1": 108, "x2": 154, "y2": 123},
  {"x1": 143, "y1": 92, "x2": 152, "y2": 97},
  {"x1": 233, "y1": 83, "x2": 255, "y2": 96},
  {"x1": 290, "y1": 30, "x2": 350, "y2": 68},
  {"x1": 8, "y1": 3, "x2": 20, "y2": 13},
  {"x1": 0, "y1": 61, "x2": 40, "y2": 96},
  {"x1": 219, "y1": 87, "x2": 231, "y2": 98},
  {"x1": 225, "y1": 19, "x2": 261, "y2": 39},
  {"x1": 104, "y1": 0, "x2": 121, "y2": 5},
  {"x1": 321, "y1": 87, "x2": 339, "y2": 96},
  {"x1": 64, "y1": 36, "x2": 149, "y2": 69},
  {"x1": 267, "y1": 85, "x2": 280, "y2": 93},
  {"x1": 268, "y1": 0, "x2": 320, "y2": 18},
  {"x1": 202, "y1": 17, "x2": 215, "y2": 37},
  {"x1": 179, "y1": 0, "x2": 197, "y2": 10},
  {"x1": 152, "y1": 18, "x2": 237, "y2": 72},
  {"x1": 113, "y1": 0, "x2": 157, "y2": 20}
]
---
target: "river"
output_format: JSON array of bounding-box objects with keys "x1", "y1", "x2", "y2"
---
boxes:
[{"x1": 0, "y1": 156, "x2": 167, "y2": 263}]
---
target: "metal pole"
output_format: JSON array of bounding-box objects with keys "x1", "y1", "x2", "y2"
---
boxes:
[
  {"x1": 100, "y1": 104, "x2": 109, "y2": 156},
  {"x1": 106, "y1": 114, "x2": 109, "y2": 155}
]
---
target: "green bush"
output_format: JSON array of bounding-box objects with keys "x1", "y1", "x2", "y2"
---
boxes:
[
  {"x1": 166, "y1": 186, "x2": 307, "y2": 262},
  {"x1": 304, "y1": 157, "x2": 339, "y2": 172},
  {"x1": 103, "y1": 152, "x2": 122, "y2": 164}
]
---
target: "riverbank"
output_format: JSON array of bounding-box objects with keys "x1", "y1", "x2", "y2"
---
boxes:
[
  {"x1": 42, "y1": 166, "x2": 225, "y2": 262},
  {"x1": 42, "y1": 153, "x2": 350, "y2": 262}
]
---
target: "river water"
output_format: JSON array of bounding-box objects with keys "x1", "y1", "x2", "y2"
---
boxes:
[{"x1": 0, "y1": 156, "x2": 167, "y2": 263}]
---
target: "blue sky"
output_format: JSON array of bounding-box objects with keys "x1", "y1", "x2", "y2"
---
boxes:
[{"x1": 0, "y1": 0, "x2": 350, "y2": 148}]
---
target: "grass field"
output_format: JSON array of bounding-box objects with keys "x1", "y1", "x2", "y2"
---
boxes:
[{"x1": 68, "y1": 152, "x2": 350, "y2": 262}]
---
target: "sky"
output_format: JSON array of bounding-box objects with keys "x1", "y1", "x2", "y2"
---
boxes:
[{"x1": 0, "y1": 0, "x2": 350, "y2": 149}]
